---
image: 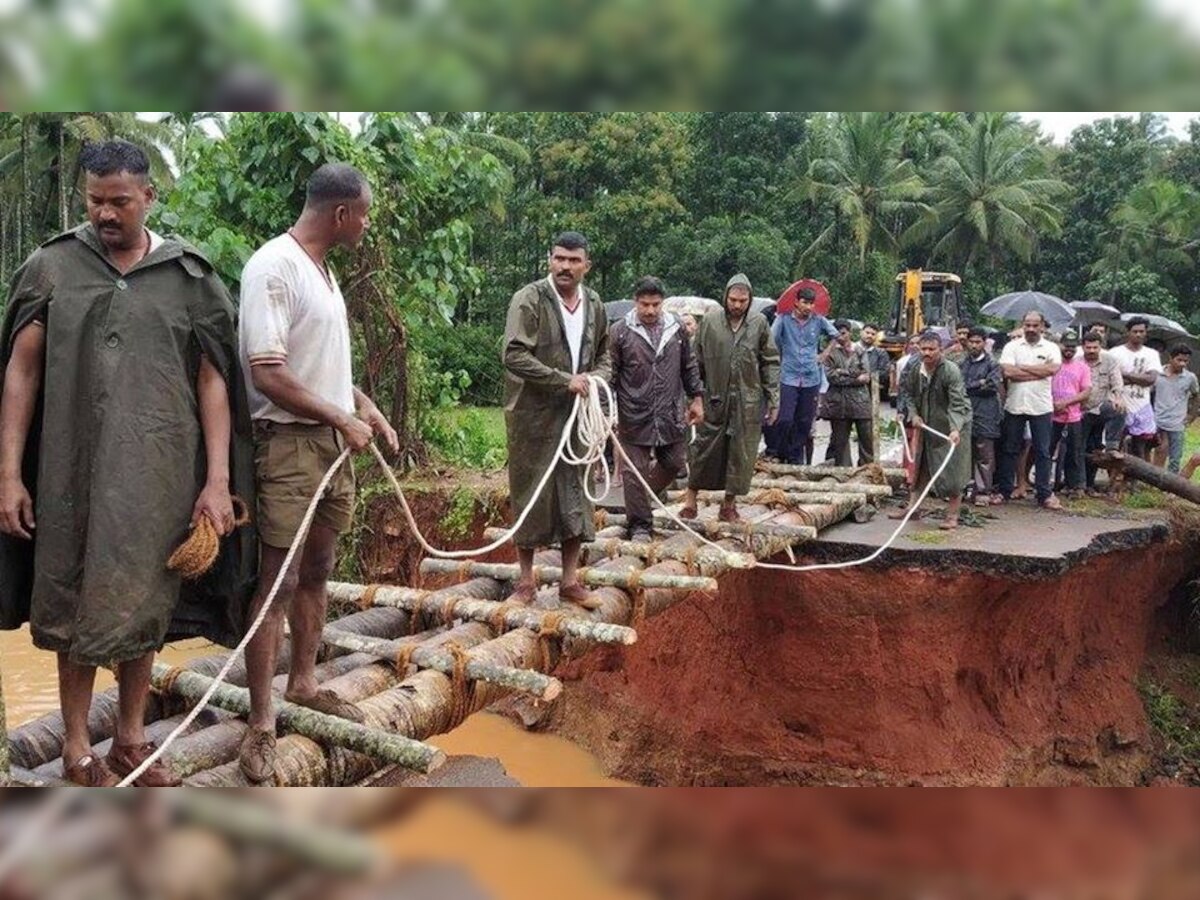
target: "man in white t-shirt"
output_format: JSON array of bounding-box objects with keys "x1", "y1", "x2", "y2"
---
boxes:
[
  {"x1": 237, "y1": 163, "x2": 399, "y2": 783},
  {"x1": 996, "y1": 311, "x2": 1063, "y2": 509},
  {"x1": 1107, "y1": 317, "x2": 1163, "y2": 461}
]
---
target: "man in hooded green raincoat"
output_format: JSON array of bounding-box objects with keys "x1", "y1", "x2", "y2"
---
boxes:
[
  {"x1": 503, "y1": 231, "x2": 611, "y2": 609},
  {"x1": 889, "y1": 330, "x2": 973, "y2": 529},
  {"x1": 680, "y1": 273, "x2": 780, "y2": 523},
  {"x1": 0, "y1": 141, "x2": 256, "y2": 785}
]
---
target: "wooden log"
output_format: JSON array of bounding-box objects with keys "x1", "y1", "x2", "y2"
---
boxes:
[
  {"x1": 597, "y1": 511, "x2": 818, "y2": 542},
  {"x1": 418, "y1": 558, "x2": 718, "y2": 593},
  {"x1": 328, "y1": 581, "x2": 637, "y2": 646},
  {"x1": 748, "y1": 476, "x2": 892, "y2": 497},
  {"x1": 150, "y1": 664, "x2": 446, "y2": 774},
  {"x1": 754, "y1": 460, "x2": 906, "y2": 484},
  {"x1": 7, "y1": 765, "x2": 68, "y2": 787},
  {"x1": 478, "y1": 526, "x2": 754, "y2": 575},
  {"x1": 184, "y1": 625, "x2": 549, "y2": 786},
  {"x1": 7, "y1": 605, "x2": 417, "y2": 771},
  {"x1": 321, "y1": 627, "x2": 562, "y2": 701},
  {"x1": 1090, "y1": 450, "x2": 1200, "y2": 505},
  {"x1": 670, "y1": 488, "x2": 874, "y2": 507}
]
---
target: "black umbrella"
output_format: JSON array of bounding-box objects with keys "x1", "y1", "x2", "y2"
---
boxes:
[
  {"x1": 980, "y1": 291, "x2": 1074, "y2": 327},
  {"x1": 1068, "y1": 299, "x2": 1120, "y2": 327}
]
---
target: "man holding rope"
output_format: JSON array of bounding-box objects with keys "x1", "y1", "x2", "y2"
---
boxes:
[
  {"x1": 237, "y1": 163, "x2": 398, "y2": 784},
  {"x1": 889, "y1": 331, "x2": 972, "y2": 529},
  {"x1": 502, "y1": 231, "x2": 611, "y2": 610},
  {"x1": 0, "y1": 141, "x2": 256, "y2": 786}
]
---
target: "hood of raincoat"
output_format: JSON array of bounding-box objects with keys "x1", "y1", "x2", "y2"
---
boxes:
[{"x1": 723, "y1": 272, "x2": 752, "y2": 309}]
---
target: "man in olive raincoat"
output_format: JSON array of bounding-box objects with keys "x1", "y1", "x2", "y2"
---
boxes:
[
  {"x1": 0, "y1": 141, "x2": 256, "y2": 785},
  {"x1": 680, "y1": 273, "x2": 780, "y2": 523},
  {"x1": 889, "y1": 330, "x2": 973, "y2": 529},
  {"x1": 503, "y1": 232, "x2": 611, "y2": 609}
]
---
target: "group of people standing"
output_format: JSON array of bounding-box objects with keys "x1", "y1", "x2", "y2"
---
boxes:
[
  {"x1": 896, "y1": 311, "x2": 1199, "y2": 519},
  {"x1": 0, "y1": 142, "x2": 395, "y2": 785}
]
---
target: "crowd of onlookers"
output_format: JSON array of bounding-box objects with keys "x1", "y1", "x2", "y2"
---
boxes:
[{"x1": 883, "y1": 313, "x2": 1200, "y2": 507}]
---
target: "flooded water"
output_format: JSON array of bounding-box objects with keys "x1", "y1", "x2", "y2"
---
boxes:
[
  {"x1": 1, "y1": 625, "x2": 625, "y2": 787},
  {"x1": 377, "y1": 799, "x2": 652, "y2": 900}
]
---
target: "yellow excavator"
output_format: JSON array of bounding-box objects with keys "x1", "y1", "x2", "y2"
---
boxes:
[{"x1": 880, "y1": 269, "x2": 964, "y2": 359}]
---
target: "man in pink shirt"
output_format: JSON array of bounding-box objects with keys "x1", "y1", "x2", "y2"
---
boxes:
[{"x1": 1050, "y1": 333, "x2": 1092, "y2": 497}]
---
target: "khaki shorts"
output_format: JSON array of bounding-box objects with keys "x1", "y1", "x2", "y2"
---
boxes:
[{"x1": 253, "y1": 421, "x2": 356, "y2": 549}]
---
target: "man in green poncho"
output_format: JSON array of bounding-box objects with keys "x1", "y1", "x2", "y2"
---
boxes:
[
  {"x1": 680, "y1": 273, "x2": 780, "y2": 523},
  {"x1": 0, "y1": 141, "x2": 257, "y2": 786},
  {"x1": 889, "y1": 330, "x2": 972, "y2": 529},
  {"x1": 503, "y1": 231, "x2": 610, "y2": 609}
]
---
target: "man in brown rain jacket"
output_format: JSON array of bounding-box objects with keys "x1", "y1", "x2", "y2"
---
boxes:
[
  {"x1": 503, "y1": 231, "x2": 611, "y2": 609},
  {"x1": 679, "y1": 273, "x2": 780, "y2": 523},
  {"x1": 0, "y1": 141, "x2": 256, "y2": 786},
  {"x1": 608, "y1": 276, "x2": 704, "y2": 542}
]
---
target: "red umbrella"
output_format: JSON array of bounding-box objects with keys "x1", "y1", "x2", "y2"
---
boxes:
[{"x1": 776, "y1": 279, "x2": 831, "y2": 316}]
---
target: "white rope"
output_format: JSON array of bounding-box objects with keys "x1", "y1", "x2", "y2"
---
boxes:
[
  {"x1": 83, "y1": 375, "x2": 952, "y2": 791},
  {"x1": 116, "y1": 447, "x2": 352, "y2": 787},
  {"x1": 367, "y1": 374, "x2": 955, "y2": 578}
]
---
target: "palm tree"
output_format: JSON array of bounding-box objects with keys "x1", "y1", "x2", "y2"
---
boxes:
[
  {"x1": 1095, "y1": 177, "x2": 1200, "y2": 293},
  {"x1": 0, "y1": 113, "x2": 175, "y2": 275},
  {"x1": 799, "y1": 112, "x2": 927, "y2": 265},
  {"x1": 904, "y1": 113, "x2": 1067, "y2": 271}
]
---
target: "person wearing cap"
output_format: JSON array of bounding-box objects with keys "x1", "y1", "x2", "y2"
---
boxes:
[
  {"x1": 819, "y1": 319, "x2": 874, "y2": 467},
  {"x1": 1049, "y1": 332, "x2": 1092, "y2": 497}
]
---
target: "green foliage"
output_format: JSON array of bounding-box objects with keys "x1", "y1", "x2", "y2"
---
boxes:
[
  {"x1": 1084, "y1": 265, "x2": 1186, "y2": 325},
  {"x1": 1140, "y1": 678, "x2": 1200, "y2": 760},
  {"x1": 650, "y1": 215, "x2": 793, "y2": 300},
  {"x1": 440, "y1": 487, "x2": 481, "y2": 540},
  {"x1": 413, "y1": 322, "x2": 504, "y2": 406},
  {"x1": 422, "y1": 405, "x2": 507, "y2": 470}
]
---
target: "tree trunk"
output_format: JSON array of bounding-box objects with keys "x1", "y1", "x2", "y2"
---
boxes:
[
  {"x1": 419, "y1": 558, "x2": 718, "y2": 592},
  {"x1": 150, "y1": 664, "x2": 447, "y2": 773},
  {"x1": 1090, "y1": 450, "x2": 1200, "y2": 505},
  {"x1": 748, "y1": 476, "x2": 892, "y2": 497}
]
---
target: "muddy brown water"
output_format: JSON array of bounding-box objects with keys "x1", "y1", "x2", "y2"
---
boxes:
[{"x1": 0, "y1": 624, "x2": 627, "y2": 788}]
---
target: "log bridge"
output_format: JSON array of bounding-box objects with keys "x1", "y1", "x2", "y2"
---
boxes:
[{"x1": 4, "y1": 464, "x2": 901, "y2": 787}]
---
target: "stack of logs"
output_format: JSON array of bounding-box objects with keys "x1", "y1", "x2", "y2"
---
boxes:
[{"x1": 5, "y1": 464, "x2": 898, "y2": 787}]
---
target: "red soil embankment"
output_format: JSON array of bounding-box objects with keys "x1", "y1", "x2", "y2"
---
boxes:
[{"x1": 553, "y1": 534, "x2": 1199, "y2": 785}]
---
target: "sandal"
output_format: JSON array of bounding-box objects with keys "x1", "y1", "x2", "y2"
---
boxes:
[
  {"x1": 559, "y1": 582, "x2": 602, "y2": 610},
  {"x1": 938, "y1": 517, "x2": 959, "y2": 530},
  {"x1": 504, "y1": 581, "x2": 538, "y2": 606},
  {"x1": 1039, "y1": 495, "x2": 1063, "y2": 511},
  {"x1": 974, "y1": 495, "x2": 991, "y2": 507},
  {"x1": 284, "y1": 688, "x2": 366, "y2": 724},
  {"x1": 717, "y1": 504, "x2": 742, "y2": 523},
  {"x1": 107, "y1": 740, "x2": 182, "y2": 787},
  {"x1": 989, "y1": 494, "x2": 1005, "y2": 505},
  {"x1": 679, "y1": 504, "x2": 698, "y2": 520},
  {"x1": 64, "y1": 753, "x2": 120, "y2": 787}
]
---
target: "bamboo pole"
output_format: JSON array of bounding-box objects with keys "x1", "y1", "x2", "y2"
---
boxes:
[
  {"x1": 184, "y1": 625, "x2": 556, "y2": 786},
  {"x1": 748, "y1": 476, "x2": 892, "y2": 497},
  {"x1": 150, "y1": 664, "x2": 446, "y2": 774},
  {"x1": 321, "y1": 627, "x2": 563, "y2": 701},
  {"x1": 754, "y1": 461, "x2": 906, "y2": 484},
  {"x1": 670, "y1": 489, "x2": 874, "y2": 506},
  {"x1": 479, "y1": 527, "x2": 755, "y2": 574},
  {"x1": 418, "y1": 558, "x2": 718, "y2": 593},
  {"x1": 597, "y1": 511, "x2": 818, "y2": 542},
  {"x1": 327, "y1": 581, "x2": 637, "y2": 646}
]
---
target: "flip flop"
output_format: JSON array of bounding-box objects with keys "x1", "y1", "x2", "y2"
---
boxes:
[
  {"x1": 679, "y1": 504, "x2": 698, "y2": 520},
  {"x1": 938, "y1": 518, "x2": 959, "y2": 530}
]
